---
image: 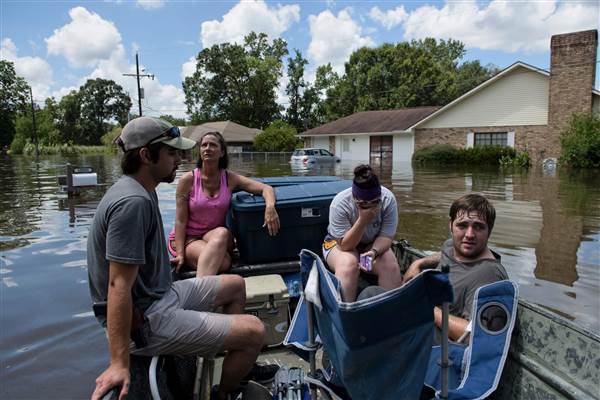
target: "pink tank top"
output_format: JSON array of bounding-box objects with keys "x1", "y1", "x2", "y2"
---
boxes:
[{"x1": 169, "y1": 168, "x2": 232, "y2": 240}]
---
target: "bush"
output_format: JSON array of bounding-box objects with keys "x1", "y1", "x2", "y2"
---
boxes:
[
  {"x1": 560, "y1": 113, "x2": 600, "y2": 168},
  {"x1": 412, "y1": 144, "x2": 459, "y2": 164},
  {"x1": 253, "y1": 120, "x2": 301, "y2": 152},
  {"x1": 499, "y1": 151, "x2": 531, "y2": 168},
  {"x1": 101, "y1": 126, "x2": 122, "y2": 146},
  {"x1": 9, "y1": 132, "x2": 27, "y2": 154},
  {"x1": 413, "y1": 144, "x2": 518, "y2": 166},
  {"x1": 19, "y1": 142, "x2": 111, "y2": 156}
]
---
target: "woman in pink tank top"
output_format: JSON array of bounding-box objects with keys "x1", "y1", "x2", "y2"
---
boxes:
[{"x1": 169, "y1": 131, "x2": 280, "y2": 276}]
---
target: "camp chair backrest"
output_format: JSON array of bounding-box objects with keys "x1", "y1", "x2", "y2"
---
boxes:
[
  {"x1": 289, "y1": 249, "x2": 453, "y2": 400},
  {"x1": 425, "y1": 280, "x2": 518, "y2": 400}
]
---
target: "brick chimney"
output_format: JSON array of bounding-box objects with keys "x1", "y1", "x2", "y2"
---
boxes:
[{"x1": 547, "y1": 29, "x2": 597, "y2": 161}]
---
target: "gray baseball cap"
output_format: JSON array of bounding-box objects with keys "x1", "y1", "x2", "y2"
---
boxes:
[{"x1": 118, "y1": 116, "x2": 196, "y2": 151}]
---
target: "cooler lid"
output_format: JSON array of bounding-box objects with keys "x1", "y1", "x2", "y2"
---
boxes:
[
  {"x1": 244, "y1": 274, "x2": 289, "y2": 302},
  {"x1": 255, "y1": 176, "x2": 342, "y2": 187},
  {"x1": 232, "y1": 180, "x2": 352, "y2": 208}
]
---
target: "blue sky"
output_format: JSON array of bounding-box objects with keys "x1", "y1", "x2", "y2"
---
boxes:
[{"x1": 1, "y1": 0, "x2": 599, "y2": 118}]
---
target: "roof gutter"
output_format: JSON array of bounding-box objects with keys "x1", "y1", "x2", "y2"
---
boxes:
[{"x1": 298, "y1": 130, "x2": 413, "y2": 138}]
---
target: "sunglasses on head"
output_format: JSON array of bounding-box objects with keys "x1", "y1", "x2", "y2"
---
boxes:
[
  {"x1": 354, "y1": 197, "x2": 381, "y2": 208},
  {"x1": 146, "y1": 126, "x2": 181, "y2": 146}
]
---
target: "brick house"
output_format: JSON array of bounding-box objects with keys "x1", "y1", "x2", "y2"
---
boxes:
[{"x1": 299, "y1": 30, "x2": 599, "y2": 165}]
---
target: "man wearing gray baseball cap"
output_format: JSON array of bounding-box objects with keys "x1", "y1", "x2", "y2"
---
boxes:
[{"x1": 88, "y1": 117, "x2": 266, "y2": 400}]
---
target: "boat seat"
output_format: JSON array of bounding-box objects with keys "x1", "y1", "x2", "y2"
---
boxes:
[{"x1": 423, "y1": 280, "x2": 518, "y2": 400}]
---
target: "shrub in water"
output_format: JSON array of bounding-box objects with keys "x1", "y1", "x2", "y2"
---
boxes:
[
  {"x1": 560, "y1": 113, "x2": 600, "y2": 168},
  {"x1": 413, "y1": 144, "x2": 520, "y2": 166}
]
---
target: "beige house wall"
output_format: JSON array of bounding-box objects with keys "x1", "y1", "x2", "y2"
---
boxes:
[
  {"x1": 415, "y1": 125, "x2": 550, "y2": 163},
  {"x1": 419, "y1": 67, "x2": 549, "y2": 129}
]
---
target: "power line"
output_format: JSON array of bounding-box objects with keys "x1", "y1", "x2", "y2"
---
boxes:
[{"x1": 122, "y1": 52, "x2": 154, "y2": 116}]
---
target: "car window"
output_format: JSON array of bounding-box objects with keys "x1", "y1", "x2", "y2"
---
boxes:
[
  {"x1": 293, "y1": 150, "x2": 305, "y2": 156},
  {"x1": 306, "y1": 149, "x2": 314, "y2": 155},
  {"x1": 320, "y1": 149, "x2": 332, "y2": 156}
]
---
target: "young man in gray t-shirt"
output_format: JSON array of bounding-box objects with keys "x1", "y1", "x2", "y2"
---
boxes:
[
  {"x1": 88, "y1": 117, "x2": 266, "y2": 400},
  {"x1": 404, "y1": 194, "x2": 508, "y2": 341}
]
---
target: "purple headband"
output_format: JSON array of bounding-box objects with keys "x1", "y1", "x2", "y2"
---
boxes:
[{"x1": 352, "y1": 183, "x2": 381, "y2": 201}]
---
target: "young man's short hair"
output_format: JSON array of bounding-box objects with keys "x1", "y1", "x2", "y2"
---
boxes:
[
  {"x1": 121, "y1": 142, "x2": 165, "y2": 175},
  {"x1": 449, "y1": 194, "x2": 496, "y2": 233}
]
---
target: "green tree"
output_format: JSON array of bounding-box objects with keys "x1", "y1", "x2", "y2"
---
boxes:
[
  {"x1": 560, "y1": 113, "x2": 600, "y2": 168},
  {"x1": 183, "y1": 32, "x2": 288, "y2": 129},
  {"x1": 285, "y1": 49, "x2": 308, "y2": 130},
  {"x1": 78, "y1": 78, "x2": 131, "y2": 144},
  {"x1": 159, "y1": 114, "x2": 187, "y2": 127},
  {"x1": 322, "y1": 38, "x2": 497, "y2": 120},
  {"x1": 0, "y1": 60, "x2": 29, "y2": 149},
  {"x1": 57, "y1": 90, "x2": 84, "y2": 144},
  {"x1": 253, "y1": 119, "x2": 301, "y2": 151},
  {"x1": 301, "y1": 64, "x2": 339, "y2": 130}
]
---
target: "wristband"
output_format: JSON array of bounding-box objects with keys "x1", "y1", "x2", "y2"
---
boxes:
[{"x1": 371, "y1": 247, "x2": 379, "y2": 259}]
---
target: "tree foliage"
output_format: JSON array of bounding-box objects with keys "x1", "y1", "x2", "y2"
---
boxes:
[
  {"x1": 78, "y1": 78, "x2": 131, "y2": 144},
  {"x1": 57, "y1": 91, "x2": 84, "y2": 144},
  {"x1": 0, "y1": 60, "x2": 30, "y2": 148},
  {"x1": 322, "y1": 38, "x2": 498, "y2": 120},
  {"x1": 183, "y1": 32, "x2": 287, "y2": 129},
  {"x1": 253, "y1": 119, "x2": 301, "y2": 151},
  {"x1": 284, "y1": 50, "x2": 339, "y2": 131},
  {"x1": 285, "y1": 49, "x2": 308, "y2": 131},
  {"x1": 159, "y1": 114, "x2": 187, "y2": 127},
  {"x1": 560, "y1": 113, "x2": 600, "y2": 168}
]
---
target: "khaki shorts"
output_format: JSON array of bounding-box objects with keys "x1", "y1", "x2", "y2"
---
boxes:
[{"x1": 131, "y1": 276, "x2": 232, "y2": 358}]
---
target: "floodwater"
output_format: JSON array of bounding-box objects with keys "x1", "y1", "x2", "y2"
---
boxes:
[{"x1": 1, "y1": 153, "x2": 599, "y2": 399}]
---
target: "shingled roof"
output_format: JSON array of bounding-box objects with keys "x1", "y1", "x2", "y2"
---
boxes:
[
  {"x1": 181, "y1": 120, "x2": 262, "y2": 143},
  {"x1": 299, "y1": 106, "x2": 441, "y2": 136}
]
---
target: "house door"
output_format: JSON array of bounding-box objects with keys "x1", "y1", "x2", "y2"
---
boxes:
[{"x1": 370, "y1": 136, "x2": 393, "y2": 169}]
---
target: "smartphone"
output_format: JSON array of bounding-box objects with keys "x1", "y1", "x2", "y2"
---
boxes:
[{"x1": 360, "y1": 255, "x2": 373, "y2": 272}]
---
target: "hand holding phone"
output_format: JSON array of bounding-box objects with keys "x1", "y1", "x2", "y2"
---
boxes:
[{"x1": 359, "y1": 254, "x2": 373, "y2": 272}]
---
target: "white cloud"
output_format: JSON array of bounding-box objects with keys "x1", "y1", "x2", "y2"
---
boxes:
[
  {"x1": 307, "y1": 9, "x2": 374, "y2": 74},
  {"x1": 201, "y1": 0, "x2": 300, "y2": 48},
  {"x1": 369, "y1": 6, "x2": 407, "y2": 30},
  {"x1": 1, "y1": 38, "x2": 54, "y2": 101},
  {"x1": 40, "y1": 6, "x2": 186, "y2": 117},
  {"x1": 136, "y1": 0, "x2": 165, "y2": 10},
  {"x1": 400, "y1": 0, "x2": 599, "y2": 53},
  {"x1": 45, "y1": 7, "x2": 122, "y2": 68},
  {"x1": 181, "y1": 56, "x2": 197, "y2": 81}
]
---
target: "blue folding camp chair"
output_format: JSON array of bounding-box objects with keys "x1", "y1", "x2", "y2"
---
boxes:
[
  {"x1": 424, "y1": 280, "x2": 518, "y2": 400},
  {"x1": 285, "y1": 249, "x2": 454, "y2": 400}
]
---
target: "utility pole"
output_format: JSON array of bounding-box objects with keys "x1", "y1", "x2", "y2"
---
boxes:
[
  {"x1": 29, "y1": 87, "x2": 38, "y2": 157},
  {"x1": 123, "y1": 52, "x2": 154, "y2": 117}
]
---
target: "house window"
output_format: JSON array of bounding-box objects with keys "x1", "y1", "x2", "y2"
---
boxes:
[
  {"x1": 474, "y1": 132, "x2": 508, "y2": 147},
  {"x1": 342, "y1": 138, "x2": 350, "y2": 152}
]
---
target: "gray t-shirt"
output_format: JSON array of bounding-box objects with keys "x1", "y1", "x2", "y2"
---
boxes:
[
  {"x1": 438, "y1": 239, "x2": 508, "y2": 320},
  {"x1": 87, "y1": 175, "x2": 172, "y2": 325},
  {"x1": 327, "y1": 186, "x2": 398, "y2": 244}
]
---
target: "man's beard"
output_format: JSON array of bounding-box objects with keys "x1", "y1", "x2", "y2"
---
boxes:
[{"x1": 162, "y1": 171, "x2": 176, "y2": 183}]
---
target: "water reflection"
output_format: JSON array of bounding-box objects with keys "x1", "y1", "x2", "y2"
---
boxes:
[{"x1": 0, "y1": 154, "x2": 598, "y2": 399}]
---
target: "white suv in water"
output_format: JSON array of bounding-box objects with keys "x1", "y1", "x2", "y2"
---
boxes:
[{"x1": 290, "y1": 148, "x2": 340, "y2": 165}]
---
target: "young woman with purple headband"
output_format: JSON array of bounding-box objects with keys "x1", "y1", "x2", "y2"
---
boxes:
[
  {"x1": 169, "y1": 131, "x2": 280, "y2": 277},
  {"x1": 322, "y1": 164, "x2": 403, "y2": 301}
]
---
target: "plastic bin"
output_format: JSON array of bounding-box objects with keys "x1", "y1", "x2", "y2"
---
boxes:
[
  {"x1": 244, "y1": 275, "x2": 290, "y2": 346},
  {"x1": 230, "y1": 180, "x2": 352, "y2": 264}
]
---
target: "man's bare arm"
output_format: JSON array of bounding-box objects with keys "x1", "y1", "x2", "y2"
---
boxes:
[
  {"x1": 433, "y1": 307, "x2": 469, "y2": 342},
  {"x1": 403, "y1": 252, "x2": 441, "y2": 282},
  {"x1": 91, "y1": 262, "x2": 138, "y2": 400}
]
